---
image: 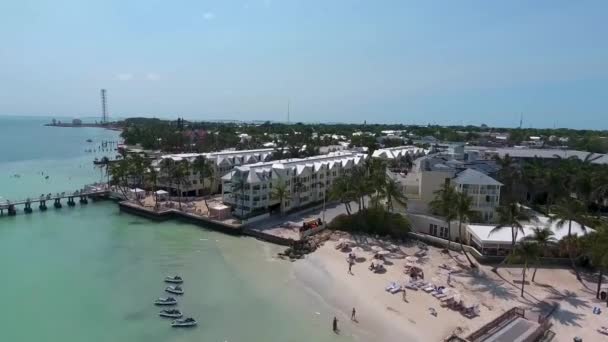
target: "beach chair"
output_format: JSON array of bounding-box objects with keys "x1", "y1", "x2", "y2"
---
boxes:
[
  {"x1": 434, "y1": 292, "x2": 449, "y2": 300},
  {"x1": 598, "y1": 326, "x2": 608, "y2": 335},
  {"x1": 389, "y1": 285, "x2": 402, "y2": 294},
  {"x1": 385, "y1": 282, "x2": 398, "y2": 292},
  {"x1": 423, "y1": 285, "x2": 436, "y2": 293}
]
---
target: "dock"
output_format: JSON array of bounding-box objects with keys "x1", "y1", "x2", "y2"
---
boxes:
[{"x1": 0, "y1": 189, "x2": 110, "y2": 216}]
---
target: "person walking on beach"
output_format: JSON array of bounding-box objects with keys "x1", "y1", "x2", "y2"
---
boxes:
[
  {"x1": 402, "y1": 288, "x2": 407, "y2": 302},
  {"x1": 348, "y1": 261, "x2": 353, "y2": 275},
  {"x1": 351, "y1": 307, "x2": 356, "y2": 321},
  {"x1": 332, "y1": 316, "x2": 338, "y2": 333}
]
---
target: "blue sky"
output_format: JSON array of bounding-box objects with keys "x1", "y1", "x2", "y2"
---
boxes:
[{"x1": 1, "y1": 0, "x2": 607, "y2": 128}]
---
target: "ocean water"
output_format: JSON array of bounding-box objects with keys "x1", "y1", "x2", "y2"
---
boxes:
[{"x1": 0, "y1": 117, "x2": 351, "y2": 342}]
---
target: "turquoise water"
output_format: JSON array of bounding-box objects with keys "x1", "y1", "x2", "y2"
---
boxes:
[{"x1": 0, "y1": 117, "x2": 350, "y2": 342}]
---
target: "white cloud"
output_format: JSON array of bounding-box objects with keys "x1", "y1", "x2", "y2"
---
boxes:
[
  {"x1": 116, "y1": 73, "x2": 133, "y2": 81},
  {"x1": 203, "y1": 12, "x2": 215, "y2": 20},
  {"x1": 146, "y1": 73, "x2": 160, "y2": 81}
]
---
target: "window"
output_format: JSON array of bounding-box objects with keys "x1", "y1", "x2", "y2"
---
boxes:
[
  {"x1": 439, "y1": 227, "x2": 449, "y2": 239},
  {"x1": 192, "y1": 180, "x2": 197, "y2": 185},
  {"x1": 429, "y1": 224, "x2": 438, "y2": 236}
]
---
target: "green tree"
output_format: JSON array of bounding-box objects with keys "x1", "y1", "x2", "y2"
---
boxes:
[
  {"x1": 192, "y1": 155, "x2": 214, "y2": 209},
  {"x1": 329, "y1": 176, "x2": 355, "y2": 215},
  {"x1": 173, "y1": 159, "x2": 190, "y2": 210},
  {"x1": 524, "y1": 227, "x2": 556, "y2": 282},
  {"x1": 586, "y1": 226, "x2": 608, "y2": 299},
  {"x1": 384, "y1": 179, "x2": 407, "y2": 213},
  {"x1": 455, "y1": 192, "x2": 477, "y2": 268},
  {"x1": 429, "y1": 181, "x2": 458, "y2": 250},
  {"x1": 271, "y1": 177, "x2": 291, "y2": 215},
  {"x1": 510, "y1": 241, "x2": 540, "y2": 297},
  {"x1": 551, "y1": 198, "x2": 589, "y2": 281},
  {"x1": 145, "y1": 164, "x2": 159, "y2": 209},
  {"x1": 491, "y1": 203, "x2": 533, "y2": 271}
]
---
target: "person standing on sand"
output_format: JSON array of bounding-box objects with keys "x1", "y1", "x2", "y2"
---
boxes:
[
  {"x1": 402, "y1": 288, "x2": 407, "y2": 302},
  {"x1": 348, "y1": 261, "x2": 353, "y2": 275},
  {"x1": 332, "y1": 316, "x2": 338, "y2": 332},
  {"x1": 351, "y1": 308, "x2": 356, "y2": 321}
]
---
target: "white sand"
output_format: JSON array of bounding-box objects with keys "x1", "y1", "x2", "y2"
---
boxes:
[{"x1": 292, "y1": 233, "x2": 596, "y2": 341}]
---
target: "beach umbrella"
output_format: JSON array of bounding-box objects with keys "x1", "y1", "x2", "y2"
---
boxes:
[
  {"x1": 371, "y1": 246, "x2": 383, "y2": 252},
  {"x1": 352, "y1": 246, "x2": 364, "y2": 253},
  {"x1": 405, "y1": 256, "x2": 419, "y2": 263}
]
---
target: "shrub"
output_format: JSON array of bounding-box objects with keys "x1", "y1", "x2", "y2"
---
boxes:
[{"x1": 327, "y1": 207, "x2": 411, "y2": 239}]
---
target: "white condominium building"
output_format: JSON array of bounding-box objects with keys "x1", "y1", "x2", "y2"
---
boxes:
[
  {"x1": 372, "y1": 145, "x2": 428, "y2": 160},
  {"x1": 222, "y1": 151, "x2": 368, "y2": 217},
  {"x1": 153, "y1": 148, "x2": 275, "y2": 196}
]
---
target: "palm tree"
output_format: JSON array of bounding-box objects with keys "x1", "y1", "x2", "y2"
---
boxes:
[
  {"x1": 98, "y1": 156, "x2": 111, "y2": 184},
  {"x1": 271, "y1": 178, "x2": 291, "y2": 215},
  {"x1": 329, "y1": 176, "x2": 355, "y2": 215},
  {"x1": 146, "y1": 165, "x2": 159, "y2": 209},
  {"x1": 494, "y1": 154, "x2": 519, "y2": 203},
  {"x1": 231, "y1": 177, "x2": 247, "y2": 218},
  {"x1": 192, "y1": 155, "x2": 214, "y2": 209},
  {"x1": 551, "y1": 198, "x2": 588, "y2": 281},
  {"x1": 455, "y1": 192, "x2": 477, "y2": 268},
  {"x1": 429, "y1": 181, "x2": 457, "y2": 250},
  {"x1": 159, "y1": 158, "x2": 175, "y2": 197},
  {"x1": 524, "y1": 227, "x2": 556, "y2": 282},
  {"x1": 511, "y1": 241, "x2": 540, "y2": 297},
  {"x1": 173, "y1": 159, "x2": 190, "y2": 210},
  {"x1": 586, "y1": 226, "x2": 608, "y2": 299},
  {"x1": 384, "y1": 179, "x2": 407, "y2": 213},
  {"x1": 491, "y1": 203, "x2": 533, "y2": 271}
]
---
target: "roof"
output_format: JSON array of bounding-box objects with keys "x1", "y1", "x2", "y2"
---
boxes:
[
  {"x1": 454, "y1": 168, "x2": 502, "y2": 186},
  {"x1": 468, "y1": 215, "x2": 593, "y2": 245},
  {"x1": 465, "y1": 146, "x2": 608, "y2": 165},
  {"x1": 372, "y1": 146, "x2": 429, "y2": 159}
]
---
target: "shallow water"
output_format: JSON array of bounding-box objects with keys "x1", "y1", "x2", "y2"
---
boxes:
[{"x1": 0, "y1": 117, "x2": 352, "y2": 342}]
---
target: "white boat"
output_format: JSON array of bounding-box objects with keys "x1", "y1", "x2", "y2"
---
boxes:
[
  {"x1": 154, "y1": 297, "x2": 177, "y2": 306},
  {"x1": 165, "y1": 285, "x2": 184, "y2": 295},
  {"x1": 171, "y1": 317, "x2": 197, "y2": 327},
  {"x1": 164, "y1": 275, "x2": 183, "y2": 284},
  {"x1": 159, "y1": 309, "x2": 183, "y2": 318}
]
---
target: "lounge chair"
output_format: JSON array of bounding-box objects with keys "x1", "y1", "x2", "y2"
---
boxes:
[
  {"x1": 434, "y1": 292, "x2": 449, "y2": 299},
  {"x1": 598, "y1": 326, "x2": 608, "y2": 335},
  {"x1": 389, "y1": 285, "x2": 402, "y2": 294},
  {"x1": 385, "y1": 282, "x2": 397, "y2": 291},
  {"x1": 440, "y1": 295, "x2": 454, "y2": 302},
  {"x1": 404, "y1": 282, "x2": 419, "y2": 290},
  {"x1": 423, "y1": 285, "x2": 436, "y2": 293}
]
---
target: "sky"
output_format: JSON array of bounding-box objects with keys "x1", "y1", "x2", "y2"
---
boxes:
[{"x1": 1, "y1": 0, "x2": 607, "y2": 129}]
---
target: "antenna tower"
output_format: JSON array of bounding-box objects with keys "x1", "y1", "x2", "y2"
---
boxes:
[{"x1": 101, "y1": 89, "x2": 108, "y2": 123}]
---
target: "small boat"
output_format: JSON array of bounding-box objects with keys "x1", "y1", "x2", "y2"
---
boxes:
[
  {"x1": 159, "y1": 309, "x2": 183, "y2": 318},
  {"x1": 154, "y1": 297, "x2": 177, "y2": 306},
  {"x1": 86, "y1": 139, "x2": 93, "y2": 143},
  {"x1": 165, "y1": 285, "x2": 184, "y2": 295},
  {"x1": 164, "y1": 275, "x2": 183, "y2": 284},
  {"x1": 171, "y1": 317, "x2": 197, "y2": 328}
]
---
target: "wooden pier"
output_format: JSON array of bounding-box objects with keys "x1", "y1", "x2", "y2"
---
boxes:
[{"x1": 0, "y1": 190, "x2": 109, "y2": 216}]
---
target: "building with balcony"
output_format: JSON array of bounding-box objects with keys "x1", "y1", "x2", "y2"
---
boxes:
[
  {"x1": 453, "y1": 168, "x2": 502, "y2": 222},
  {"x1": 221, "y1": 151, "x2": 368, "y2": 218},
  {"x1": 153, "y1": 148, "x2": 275, "y2": 196}
]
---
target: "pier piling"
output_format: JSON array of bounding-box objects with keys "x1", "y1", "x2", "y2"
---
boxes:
[
  {"x1": 39, "y1": 200, "x2": 47, "y2": 211},
  {"x1": 54, "y1": 198, "x2": 62, "y2": 209},
  {"x1": 24, "y1": 201, "x2": 33, "y2": 214}
]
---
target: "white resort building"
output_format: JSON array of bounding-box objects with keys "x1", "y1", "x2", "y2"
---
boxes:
[
  {"x1": 153, "y1": 148, "x2": 275, "y2": 196},
  {"x1": 221, "y1": 151, "x2": 368, "y2": 218}
]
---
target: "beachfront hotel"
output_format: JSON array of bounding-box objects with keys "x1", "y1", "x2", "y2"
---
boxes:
[
  {"x1": 221, "y1": 151, "x2": 368, "y2": 218},
  {"x1": 153, "y1": 148, "x2": 275, "y2": 196}
]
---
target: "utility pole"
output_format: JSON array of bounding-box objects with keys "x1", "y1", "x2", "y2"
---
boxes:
[{"x1": 287, "y1": 99, "x2": 290, "y2": 124}]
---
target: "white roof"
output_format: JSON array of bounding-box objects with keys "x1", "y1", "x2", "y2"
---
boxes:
[
  {"x1": 154, "y1": 190, "x2": 169, "y2": 195},
  {"x1": 454, "y1": 169, "x2": 502, "y2": 186},
  {"x1": 130, "y1": 188, "x2": 145, "y2": 193},
  {"x1": 468, "y1": 215, "x2": 593, "y2": 245}
]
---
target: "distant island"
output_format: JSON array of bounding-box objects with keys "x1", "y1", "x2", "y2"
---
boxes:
[{"x1": 45, "y1": 118, "x2": 121, "y2": 131}]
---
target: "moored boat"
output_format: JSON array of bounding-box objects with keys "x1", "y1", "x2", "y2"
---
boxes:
[
  {"x1": 171, "y1": 317, "x2": 197, "y2": 327},
  {"x1": 154, "y1": 297, "x2": 177, "y2": 306},
  {"x1": 164, "y1": 275, "x2": 183, "y2": 284},
  {"x1": 159, "y1": 309, "x2": 182, "y2": 318},
  {"x1": 165, "y1": 285, "x2": 184, "y2": 295}
]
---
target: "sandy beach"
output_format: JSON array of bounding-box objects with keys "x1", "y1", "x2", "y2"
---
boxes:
[{"x1": 292, "y1": 232, "x2": 598, "y2": 341}]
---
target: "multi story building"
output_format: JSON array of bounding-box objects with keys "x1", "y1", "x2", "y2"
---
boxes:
[
  {"x1": 452, "y1": 168, "x2": 502, "y2": 222},
  {"x1": 153, "y1": 148, "x2": 275, "y2": 196},
  {"x1": 222, "y1": 151, "x2": 368, "y2": 218}
]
